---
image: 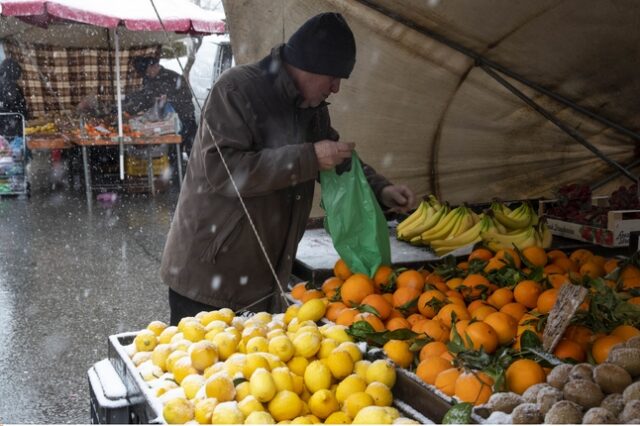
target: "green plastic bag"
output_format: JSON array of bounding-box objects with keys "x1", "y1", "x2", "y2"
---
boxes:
[{"x1": 320, "y1": 152, "x2": 391, "y2": 277}]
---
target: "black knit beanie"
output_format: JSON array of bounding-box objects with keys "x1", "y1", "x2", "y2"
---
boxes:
[{"x1": 282, "y1": 12, "x2": 356, "y2": 79}]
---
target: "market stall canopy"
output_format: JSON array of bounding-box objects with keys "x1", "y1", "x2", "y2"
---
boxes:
[
  {"x1": 0, "y1": 0, "x2": 225, "y2": 47},
  {"x1": 223, "y1": 0, "x2": 640, "y2": 210}
]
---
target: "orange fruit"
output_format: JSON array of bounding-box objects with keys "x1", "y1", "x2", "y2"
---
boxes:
[
  {"x1": 471, "y1": 305, "x2": 498, "y2": 321},
  {"x1": 521, "y1": 246, "x2": 548, "y2": 267},
  {"x1": 434, "y1": 368, "x2": 460, "y2": 396},
  {"x1": 440, "y1": 351, "x2": 455, "y2": 362},
  {"x1": 603, "y1": 258, "x2": 619, "y2": 274},
  {"x1": 543, "y1": 264, "x2": 566, "y2": 275},
  {"x1": 484, "y1": 257, "x2": 507, "y2": 273},
  {"x1": 461, "y1": 274, "x2": 491, "y2": 299},
  {"x1": 446, "y1": 277, "x2": 464, "y2": 291},
  {"x1": 483, "y1": 312, "x2": 517, "y2": 345},
  {"x1": 500, "y1": 302, "x2": 527, "y2": 322},
  {"x1": 341, "y1": 273, "x2": 375, "y2": 307},
  {"x1": 382, "y1": 293, "x2": 395, "y2": 305},
  {"x1": 301, "y1": 289, "x2": 324, "y2": 302},
  {"x1": 412, "y1": 319, "x2": 450, "y2": 343},
  {"x1": 505, "y1": 359, "x2": 546, "y2": 394},
  {"x1": 393, "y1": 287, "x2": 421, "y2": 313},
  {"x1": 513, "y1": 280, "x2": 543, "y2": 309},
  {"x1": 396, "y1": 270, "x2": 425, "y2": 292},
  {"x1": 353, "y1": 312, "x2": 386, "y2": 332},
  {"x1": 590, "y1": 255, "x2": 606, "y2": 267},
  {"x1": 486, "y1": 287, "x2": 514, "y2": 309},
  {"x1": 569, "y1": 248, "x2": 593, "y2": 266},
  {"x1": 437, "y1": 304, "x2": 470, "y2": 328},
  {"x1": 611, "y1": 324, "x2": 640, "y2": 341},
  {"x1": 591, "y1": 334, "x2": 625, "y2": 364},
  {"x1": 334, "y1": 259, "x2": 353, "y2": 280},
  {"x1": 335, "y1": 308, "x2": 359, "y2": 327},
  {"x1": 562, "y1": 325, "x2": 593, "y2": 350},
  {"x1": 373, "y1": 265, "x2": 393, "y2": 291},
  {"x1": 579, "y1": 261, "x2": 605, "y2": 278},
  {"x1": 629, "y1": 296, "x2": 640, "y2": 305},
  {"x1": 553, "y1": 338, "x2": 585, "y2": 362},
  {"x1": 546, "y1": 249, "x2": 567, "y2": 261},
  {"x1": 467, "y1": 300, "x2": 489, "y2": 314},
  {"x1": 416, "y1": 356, "x2": 452, "y2": 385},
  {"x1": 321, "y1": 277, "x2": 343, "y2": 295},
  {"x1": 360, "y1": 294, "x2": 393, "y2": 320},
  {"x1": 424, "y1": 271, "x2": 445, "y2": 286},
  {"x1": 454, "y1": 371, "x2": 494, "y2": 405},
  {"x1": 419, "y1": 341, "x2": 448, "y2": 361},
  {"x1": 386, "y1": 316, "x2": 411, "y2": 331},
  {"x1": 547, "y1": 273, "x2": 569, "y2": 289},
  {"x1": 536, "y1": 288, "x2": 559, "y2": 314},
  {"x1": 621, "y1": 264, "x2": 640, "y2": 280},
  {"x1": 326, "y1": 302, "x2": 348, "y2": 322},
  {"x1": 463, "y1": 322, "x2": 499, "y2": 354},
  {"x1": 468, "y1": 248, "x2": 494, "y2": 262},
  {"x1": 291, "y1": 282, "x2": 307, "y2": 300},
  {"x1": 623, "y1": 276, "x2": 640, "y2": 289},
  {"x1": 383, "y1": 339, "x2": 414, "y2": 368},
  {"x1": 451, "y1": 319, "x2": 470, "y2": 341},
  {"x1": 494, "y1": 248, "x2": 521, "y2": 269},
  {"x1": 406, "y1": 313, "x2": 426, "y2": 326},
  {"x1": 457, "y1": 261, "x2": 469, "y2": 271},
  {"x1": 417, "y1": 290, "x2": 447, "y2": 319},
  {"x1": 552, "y1": 256, "x2": 578, "y2": 273}
]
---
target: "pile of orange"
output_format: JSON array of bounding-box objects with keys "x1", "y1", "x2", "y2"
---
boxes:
[{"x1": 288, "y1": 247, "x2": 640, "y2": 405}]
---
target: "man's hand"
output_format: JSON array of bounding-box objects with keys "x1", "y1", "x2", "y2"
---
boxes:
[
  {"x1": 381, "y1": 184, "x2": 417, "y2": 213},
  {"x1": 314, "y1": 140, "x2": 355, "y2": 171}
]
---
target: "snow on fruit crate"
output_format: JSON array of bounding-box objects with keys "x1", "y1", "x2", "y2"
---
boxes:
[{"x1": 539, "y1": 196, "x2": 640, "y2": 247}]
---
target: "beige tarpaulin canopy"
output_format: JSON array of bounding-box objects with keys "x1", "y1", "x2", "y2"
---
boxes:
[{"x1": 223, "y1": 0, "x2": 640, "y2": 216}]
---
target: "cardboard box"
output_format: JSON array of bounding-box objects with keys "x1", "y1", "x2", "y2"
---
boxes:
[{"x1": 539, "y1": 196, "x2": 640, "y2": 247}]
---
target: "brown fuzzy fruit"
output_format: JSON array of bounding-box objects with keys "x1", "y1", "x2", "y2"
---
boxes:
[
  {"x1": 537, "y1": 386, "x2": 564, "y2": 415},
  {"x1": 522, "y1": 383, "x2": 552, "y2": 404},
  {"x1": 511, "y1": 403, "x2": 543, "y2": 424},
  {"x1": 563, "y1": 379, "x2": 604, "y2": 409},
  {"x1": 593, "y1": 363, "x2": 633, "y2": 394},
  {"x1": 582, "y1": 407, "x2": 617, "y2": 424},
  {"x1": 607, "y1": 347, "x2": 640, "y2": 377},
  {"x1": 619, "y1": 400, "x2": 640, "y2": 424},
  {"x1": 544, "y1": 400, "x2": 583, "y2": 424},
  {"x1": 623, "y1": 381, "x2": 640, "y2": 404},
  {"x1": 546, "y1": 363, "x2": 572, "y2": 389},
  {"x1": 600, "y1": 393, "x2": 625, "y2": 416},
  {"x1": 486, "y1": 392, "x2": 524, "y2": 414},
  {"x1": 568, "y1": 363, "x2": 594, "y2": 382}
]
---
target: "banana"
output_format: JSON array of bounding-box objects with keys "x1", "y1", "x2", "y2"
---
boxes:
[
  {"x1": 397, "y1": 203, "x2": 432, "y2": 239},
  {"x1": 427, "y1": 194, "x2": 443, "y2": 211},
  {"x1": 481, "y1": 225, "x2": 537, "y2": 251},
  {"x1": 492, "y1": 202, "x2": 531, "y2": 230},
  {"x1": 538, "y1": 220, "x2": 552, "y2": 248},
  {"x1": 432, "y1": 214, "x2": 496, "y2": 256},
  {"x1": 448, "y1": 208, "x2": 475, "y2": 239},
  {"x1": 396, "y1": 201, "x2": 428, "y2": 235},
  {"x1": 421, "y1": 206, "x2": 463, "y2": 243},
  {"x1": 401, "y1": 203, "x2": 449, "y2": 241}
]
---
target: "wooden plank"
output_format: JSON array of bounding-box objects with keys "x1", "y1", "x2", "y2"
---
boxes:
[
  {"x1": 543, "y1": 283, "x2": 588, "y2": 352},
  {"x1": 73, "y1": 134, "x2": 181, "y2": 146},
  {"x1": 27, "y1": 137, "x2": 74, "y2": 150}
]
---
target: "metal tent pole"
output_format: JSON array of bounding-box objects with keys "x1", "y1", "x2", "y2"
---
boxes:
[{"x1": 113, "y1": 27, "x2": 125, "y2": 181}]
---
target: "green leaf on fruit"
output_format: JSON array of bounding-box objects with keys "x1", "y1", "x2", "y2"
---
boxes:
[{"x1": 442, "y1": 403, "x2": 473, "y2": 424}]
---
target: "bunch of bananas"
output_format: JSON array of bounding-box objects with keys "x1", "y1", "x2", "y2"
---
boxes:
[
  {"x1": 25, "y1": 122, "x2": 57, "y2": 135},
  {"x1": 482, "y1": 202, "x2": 551, "y2": 252}
]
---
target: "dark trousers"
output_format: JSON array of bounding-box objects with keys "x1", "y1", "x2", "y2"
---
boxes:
[{"x1": 168, "y1": 288, "x2": 220, "y2": 326}]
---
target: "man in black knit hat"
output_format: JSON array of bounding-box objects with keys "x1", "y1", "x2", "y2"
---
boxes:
[{"x1": 160, "y1": 12, "x2": 416, "y2": 324}]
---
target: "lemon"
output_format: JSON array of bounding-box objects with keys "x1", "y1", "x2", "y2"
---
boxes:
[
  {"x1": 297, "y1": 299, "x2": 327, "y2": 322},
  {"x1": 205, "y1": 372, "x2": 236, "y2": 402},
  {"x1": 322, "y1": 325, "x2": 352, "y2": 344},
  {"x1": 243, "y1": 353, "x2": 271, "y2": 378},
  {"x1": 337, "y1": 341, "x2": 362, "y2": 363},
  {"x1": 383, "y1": 407, "x2": 400, "y2": 420},
  {"x1": 250, "y1": 368, "x2": 277, "y2": 402},
  {"x1": 317, "y1": 339, "x2": 338, "y2": 359},
  {"x1": 203, "y1": 361, "x2": 224, "y2": 379},
  {"x1": 268, "y1": 390, "x2": 304, "y2": 421},
  {"x1": 393, "y1": 417, "x2": 420, "y2": 424},
  {"x1": 154, "y1": 380, "x2": 179, "y2": 397},
  {"x1": 170, "y1": 339, "x2": 192, "y2": 353},
  {"x1": 303, "y1": 360, "x2": 332, "y2": 393},
  {"x1": 204, "y1": 328, "x2": 225, "y2": 342},
  {"x1": 150, "y1": 344, "x2": 172, "y2": 371},
  {"x1": 159, "y1": 326, "x2": 180, "y2": 344},
  {"x1": 245, "y1": 411, "x2": 276, "y2": 424},
  {"x1": 205, "y1": 319, "x2": 227, "y2": 332},
  {"x1": 293, "y1": 332, "x2": 321, "y2": 359},
  {"x1": 211, "y1": 401, "x2": 244, "y2": 424},
  {"x1": 352, "y1": 405, "x2": 394, "y2": 424},
  {"x1": 132, "y1": 351, "x2": 152, "y2": 366},
  {"x1": 238, "y1": 395, "x2": 265, "y2": 417},
  {"x1": 305, "y1": 414, "x2": 322, "y2": 423},
  {"x1": 287, "y1": 357, "x2": 309, "y2": 376},
  {"x1": 267, "y1": 329, "x2": 286, "y2": 340},
  {"x1": 242, "y1": 326, "x2": 268, "y2": 344},
  {"x1": 295, "y1": 323, "x2": 321, "y2": 337},
  {"x1": 212, "y1": 332, "x2": 238, "y2": 361},
  {"x1": 181, "y1": 374, "x2": 206, "y2": 400},
  {"x1": 139, "y1": 361, "x2": 163, "y2": 381},
  {"x1": 271, "y1": 367, "x2": 294, "y2": 391},
  {"x1": 253, "y1": 311, "x2": 273, "y2": 324},
  {"x1": 189, "y1": 340, "x2": 219, "y2": 371},
  {"x1": 135, "y1": 329, "x2": 158, "y2": 352},
  {"x1": 182, "y1": 321, "x2": 206, "y2": 342},
  {"x1": 246, "y1": 336, "x2": 269, "y2": 353},
  {"x1": 269, "y1": 335, "x2": 295, "y2": 362},
  {"x1": 327, "y1": 350, "x2": 354, "y2": 380},
  {"x1": 235, "y1": 380, "x2": 251, "y2": 402},
  {"x1": 147, "y1": 320, "x2": 169, "y2": 336},
  {"x1": 287, "y1": 317, "x2": 301, "y2": 333},
  {"x1": 365, "y1": 360, "x2": 396, "y2": 388},
  {"x1": 166, "y1": 350, "x2": 188, "y2": 373},
  {"x1": 291, "y1": 416, "x2": 312, "y2": 424},
  {"x1": 291, "y1": 373, "x2": 304, "y2": 395},
  {"x1": 178, "y1": 317, "x2": 198, "y2": 332},
  {"x1": 284, "y1": 305, "x2": 300, "y2": 325},
  {"x1": 365, "y1": 382, "x2": 392, "y2": 406},
  {"x1": 335, "y1": 374, "x2": 367, "y2": 403},
  {"x1": 224, "y1": 353, "x2": 247, "y2": 377},
  {"x1": 343, "y1": 391, "x2": 374, "y2": 418},
  {"x1": 325, "y1": 411, "x2": 351, "y2": 424},
  {"x1": 172, "y1": 357, "x2": 199, "y2": 385},
  {"x1": 354, "y1": 360, "x2": 371, "y2": 380},
  {"x1": 307, "y1": 389, "x2": 339, "y2": 419},
  {"x1": 163, "y1": 397, "x2": 195, "y2": 424},
  {"x1": 194, "y1": 397, "x2": 218, "y2": 424},
  {"x1": 217, "y1": 308, "x2": 235, "y2": 325}
]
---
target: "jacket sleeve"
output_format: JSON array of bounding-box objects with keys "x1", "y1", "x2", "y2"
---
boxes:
[{"x1": 199, "y1": 83, "x2": 319, "y2": 198}]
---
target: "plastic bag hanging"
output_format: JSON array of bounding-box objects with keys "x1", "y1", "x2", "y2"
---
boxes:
[{"x1": 320, "y1": 151, "x2": 391, "y2": 277}]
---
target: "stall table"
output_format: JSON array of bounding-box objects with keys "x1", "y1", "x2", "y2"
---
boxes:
[{"x1": 26, "y1": 136, "x2": 75, "y2": 151}]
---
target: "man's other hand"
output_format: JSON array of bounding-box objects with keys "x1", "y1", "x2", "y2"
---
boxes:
[
  {"x1": 314, "y1": 140, "x2": 355, "y2": 171},
  {"x1": 381, "y1": 184, "x2": 417, "y2": 213}
]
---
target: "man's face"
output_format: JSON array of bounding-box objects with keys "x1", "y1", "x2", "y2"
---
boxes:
[
  {"x1": 296, "y1": 70, "x2": 342, "y2": 108},
  {"x1": 145, "y1": 63, "x2": 161, "y2": 78}
]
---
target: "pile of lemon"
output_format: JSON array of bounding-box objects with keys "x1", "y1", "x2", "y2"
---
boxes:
[{"x1": 128, "y1": 300, "x2": 418, "y2": 424}]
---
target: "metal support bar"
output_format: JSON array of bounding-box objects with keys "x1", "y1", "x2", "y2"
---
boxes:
[
  {"x1": 591, "y1": 158, "x2": 640, "y2": 191},
  {"x1": 82, "y1": 146, "x2": 92, "y2": 201},
  {"x1": 354, "y1": 0, "x2": 640, "y2": 142},
  {"x1": 481, "y1": 65, "x2": 638, "y2": 184},
  {"x1": 147, "y1": 147, "x2": 155, "y2": 196},
  {"x1": 176, "y1": 144, "x2": 183, "y2": 186}
]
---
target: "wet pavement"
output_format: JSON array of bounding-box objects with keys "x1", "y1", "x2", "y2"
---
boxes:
[{"x1": 0, "y1": 159, "x2": 180, "y2": 423}]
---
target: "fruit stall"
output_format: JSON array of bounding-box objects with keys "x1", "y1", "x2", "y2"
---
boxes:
[{"x1": 87, "y1": 190, "x2": 640, "y2": 425}]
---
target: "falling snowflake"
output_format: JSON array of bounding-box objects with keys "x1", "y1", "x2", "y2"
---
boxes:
[
  {"x1": 211, "y1": 275, "x2": 222, "y2": 290},
  {"x1": 239, "y1": 276, "x2": 248, "y2": 286}
]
